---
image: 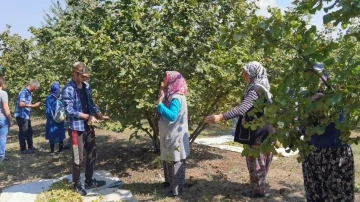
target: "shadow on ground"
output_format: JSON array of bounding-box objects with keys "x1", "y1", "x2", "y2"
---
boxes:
[
  {"x1": 96, "y1": 136, "x2": 225, "y2": 177},
  {"x1": 1, "y1": 119, "x2": 313, "y2": 202},
  {"x1": 1, "y1": 124, "x2": 224, "y2": 189},
  {"x1": 123, "y1": 178, "x2": 305, "y2": 202}
]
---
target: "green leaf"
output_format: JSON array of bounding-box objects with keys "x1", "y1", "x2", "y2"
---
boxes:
[
  {"x1": 352, "y1": 64, "x2": 360, "y2": 74},
  {"x1": 270, "y1": 26, "x2": 281, "y2": 38},
  {"x1": 323, "y1": 58, "x2": 335, "y2": 66},
  {"x1": 250, "y1": 124, "x2": 257, "y2": 131},
  {"x1": 303, "y1": 46, "x2": 317, "y2": 56},
  {"x1": 259, "y1": 22, "x2": 268, "y2": 30},
  {"x1": 233, "y1": 33, "x2": 242, "y2": 42},
  {"x1": 328, "y1": 42, "x2": 339, "y2": 50},
  {"x1": 330, "y1": 94, "x2": 342, "y2": 105},
  {"x1": 323, "y1": 13, "x2": 332, "y2": 24}
]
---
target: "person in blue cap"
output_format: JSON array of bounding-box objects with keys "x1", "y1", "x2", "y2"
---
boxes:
[
  {"x1": 62, "y1": 62, "x2": 110, "y2": 196},
  {"x1": 301, "y1": 62, "x2": 354, "y2": 202}
]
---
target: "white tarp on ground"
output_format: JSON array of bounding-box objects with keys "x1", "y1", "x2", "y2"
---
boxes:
[
  {"x1": 194, "y1": 135, "x2": 299, "y2": 157},
  {"x1": 0, "y1": 170, "x2": 137, "y2": 202}
]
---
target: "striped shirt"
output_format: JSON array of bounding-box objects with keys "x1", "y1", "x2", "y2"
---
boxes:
[{"x1": 222, "y1": 90, "x2": 259, "y2": 120}]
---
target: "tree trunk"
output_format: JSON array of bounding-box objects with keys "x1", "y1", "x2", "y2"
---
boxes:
[
  {"x1": 145, "y1": 110, "x2": 161, "y2": 154},
  {"x1": 189, "y1": 92, "x2": 228, "y2": 143},
  {"x1": 152, "y1": 135, "x2": 161, "y2": 154}
]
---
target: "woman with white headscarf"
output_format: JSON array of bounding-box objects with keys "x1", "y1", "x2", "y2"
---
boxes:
[{"x1": 205, "y1": 61, "x2": 275, "y2": 198}]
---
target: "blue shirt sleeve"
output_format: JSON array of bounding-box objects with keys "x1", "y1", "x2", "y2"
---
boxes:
[
  {"x1": 19, "y1": 90, "x2": 27, "y2": 103},
  {"x1": 157, "y1": 98, "x2": 181, "y2": 122},
  {"x1": 62, "y1": 85, "x2": 81, "y2": 118},
  {"x1": 45, "y1": 96, "x2": 52, "y2": 117}
]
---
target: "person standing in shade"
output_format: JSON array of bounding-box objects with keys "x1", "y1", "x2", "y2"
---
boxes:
[
  {"x1": 14, "y1": 80, "x2": 41, "y2": 154},
  {"x1": 301, "y1": 63, "x2": 354, "y2": 202},
  {"x1": 62, "y1": 62, "x2": 109, "y2": 196},
  {"x1": 45, "y1": 82, "x2": 66, "y2": 155},
  {"x1": 205, "y1": 62, "x2": 274, "y2": 198},
  {"x1": 157, "y1": 71, "x2": 190, "y2": 197},
  {"x1": 0, "y1": 77, "x2": 14, "y2": 161}
]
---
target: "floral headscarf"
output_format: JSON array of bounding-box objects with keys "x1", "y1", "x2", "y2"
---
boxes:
[
  {"x1": 243, "y1": 61, "x2": 272, "y2": 102},
  {"x1": 164, "y1": 71, "x2": 188, "y2": 105}
]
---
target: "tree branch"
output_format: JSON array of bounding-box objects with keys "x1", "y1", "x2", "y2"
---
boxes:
[
  {"x1": 140, "y1": 123, "x2": 154, "y2": 139},
  {"x1": 144, "y1": 111, "x2": 156, "y2": 139},
  {"x1": 268, "y1": 35, "x2": 335, "y2": 92},
  {"x1": 298, "y1": 49, "x2": 335, "y2": 91},
  {"x1": 190, "y1": 90, "x2": 230, "y2": 143},
  {"x1": 324, "y1": 0, "x2": 340, "y2": 11}
]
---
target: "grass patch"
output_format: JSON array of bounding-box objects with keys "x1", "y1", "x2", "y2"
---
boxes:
[
  {"x1": 0, "y1": 160, "x2": 18, "y2": 172},
  {"x1": 356, "y1": 182, "x2": 360, "y2": 194},
  {"x1": 35, "y1": 179, "x2": 83, "y2": 202},
  {"x1": 221, "y1": 141, "x2": 243, "y2": 147},
  {"x1": 350, "y1": 143, "x2": 360, "y2": 184},
  {"x1": 197, "y1": 125, "x2": 231, "y2": 138}
]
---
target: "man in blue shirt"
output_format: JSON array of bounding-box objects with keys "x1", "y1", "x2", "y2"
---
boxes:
[
  {"x1": 14, "y1": 81, "x2": 41, "y2": 154},
  {"x1": 62, "y1": 62, "x2": 109, "y2": 196}
]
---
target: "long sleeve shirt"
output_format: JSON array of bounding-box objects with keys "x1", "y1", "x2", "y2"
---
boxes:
[
  {"x1": 62, "y1": 80, "x2": 100, "y2": 131},
  {"x1": 157, "y1": 99, "x2": 181, "y2": 122},
  {"x1": 46, "y1": 94, "x2": 57, "y2": 118},
  {"x1": 222, "y1": 90, "x2": 259, "y2": 120}
]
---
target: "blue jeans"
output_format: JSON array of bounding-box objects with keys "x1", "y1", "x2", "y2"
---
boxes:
[{"x1": 0, "y1": 118, "x2": 10, "y2": 158}]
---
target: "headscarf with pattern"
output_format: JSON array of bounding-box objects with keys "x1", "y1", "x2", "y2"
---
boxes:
[
  {"x1": 243, "y1": 61, "x2": 272, "y2": 102},
  {"x1": 164, "y1": 71, "x2": 188, "y2": 106}
]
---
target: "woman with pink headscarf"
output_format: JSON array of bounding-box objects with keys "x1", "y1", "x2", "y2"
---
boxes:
[{"x1": 156, "y1": 71, "x2": 190, "y2": 197}]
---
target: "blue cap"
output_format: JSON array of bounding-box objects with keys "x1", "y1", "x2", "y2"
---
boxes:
[
  {"x1": 313, "y1": 62, "x2": 324, "y2": 72},
  {"x1": 305, "y1": 62, "x2": 324, "y2": 72}
]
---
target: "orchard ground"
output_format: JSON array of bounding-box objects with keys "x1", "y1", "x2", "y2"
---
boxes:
[{"x1": 1, "y1": 117, "x2": 359, "y2": 202}]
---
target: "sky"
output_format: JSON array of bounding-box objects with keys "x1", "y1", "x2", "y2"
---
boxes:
[
  {"x1": 0, "y1": 0, "x2": 326, "y2": 39},
  {"x1": 0, "y1": 0, "x2": 56, "y2": 39},
  {"x1": 257, "y1": 0, "x2": 326, "y2": 26},
  {"x1": 257, "y1": 0, "x2": 341, "y2": 38}
]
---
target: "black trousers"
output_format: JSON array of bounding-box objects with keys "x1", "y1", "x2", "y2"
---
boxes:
[
  {"x1": 69, "y1": 127, "x2": 97, "y2": 184},
  {"x1": 16, "y1": 117, "x2": 34, "y2": 151}
]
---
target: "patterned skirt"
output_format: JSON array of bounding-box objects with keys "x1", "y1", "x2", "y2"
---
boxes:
[
  {"x1": 302, "y1": 145, "x2": 354, "y2": 202},
  {"x1": 246, "y1": 152, "x2": 273, "y2": 195},
  {"x1": 163, "y1": 160, "x2": 186, "y2": 195}
]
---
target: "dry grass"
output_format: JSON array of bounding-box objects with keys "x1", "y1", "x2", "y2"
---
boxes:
[{"x1": 0, "y1": 118, "x2": 359, "y2": 202}]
